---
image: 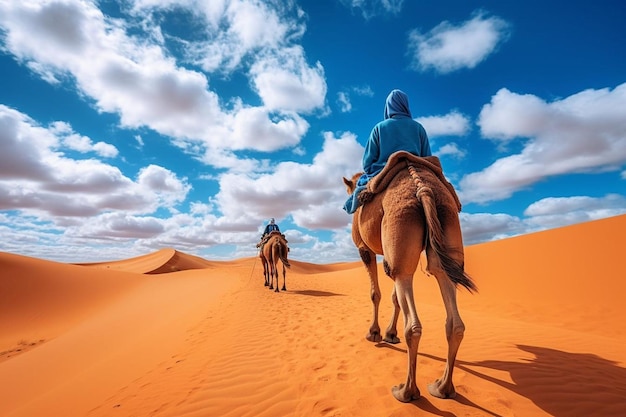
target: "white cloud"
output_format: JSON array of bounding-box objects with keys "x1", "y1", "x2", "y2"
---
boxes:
[
  {"x1": 336, "y1": 85, "x2": 374, "y2": 113},
  {"x1": 50, "y1": 121, "x2": 119, "y2": 158},
  {"x1": 408, "y1": 11, "x2": 510, "y2": 73},
  {"x1": 213, "y1": 131, "x2": 363, "y2": 227},
  {"x1": 0, "y1": 105, "x2": 190, "y2": 219},
  {"x1": 459, "y1": 212, "x2": 525, "y2": 245},
  {"x1": 418, "y1": 111, "x2": 471, "y2": 137},
  {"x1": 69, "y1": 212, "x2": 166, "y2": 239},
  {"x1": 460, "y1": 84, "x2": 626, "y2": 203},
  {"x1": 137, "y1": 165, "x2": 191, "y2": 208},
  {"x1": 0, "y1": 0, "x2": 324, "y2": 162},
  {"x1": 460, "y1": 193, "x2": 626, "y2": 246},
  {"x1": 339, "y1": 0, "x2": 404, "y2": 19},
  {"x1": 523, "y1": 194, "x2": 626, "y2": 229},
  {"x1": 437, "y1": 143, "x2": 466, "y2": 159},
  {"x1": 250, "y1": 47, "x2": 327, "y2": 114},
  {"x1": 337, "y1": 92, "x2": 352, "y2": 113},
  {"x1": 353, "y1": 85, "x2": 374, "y2": 97},
  {"x1": 156, "y1": 0, "x2": 306, "y2": 73},
  {"x1": 229, "y1": 105, "x2": 310, "y2": 151}
]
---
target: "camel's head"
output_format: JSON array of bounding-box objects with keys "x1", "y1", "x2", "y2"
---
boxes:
[{"x1": 342, "y1": 172, "x2": 362, "y2": 194}]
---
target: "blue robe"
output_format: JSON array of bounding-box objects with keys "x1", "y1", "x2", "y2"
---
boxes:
[{"x1": 343, "y1": 89, "x2": 432, "y2": 214}]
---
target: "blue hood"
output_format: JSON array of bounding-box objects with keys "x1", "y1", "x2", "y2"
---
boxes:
[{"x1": 383, "y1": 89, "x2": 412, "y2": 119}]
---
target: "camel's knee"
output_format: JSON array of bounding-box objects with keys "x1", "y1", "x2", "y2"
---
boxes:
[
  {"x1": 446, "y1": 319, "x2": 465, "y2": 342},
  {"x1": 404, "y1": 323, "x2": 422, "y2": 346}
]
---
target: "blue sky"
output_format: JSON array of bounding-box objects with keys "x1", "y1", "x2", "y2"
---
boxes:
[{"x1": 1, "y1": 0, "x2": 625, "y2": 263}]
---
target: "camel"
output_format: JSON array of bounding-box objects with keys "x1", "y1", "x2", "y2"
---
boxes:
[
  {"x1": 259, "y1": 231, "x2": 291, "y2": 292},
  {"x1": 343, "y1": 151, "x2": 476, "y2": 402}
]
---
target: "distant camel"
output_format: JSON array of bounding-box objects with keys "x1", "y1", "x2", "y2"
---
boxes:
[
  {"x1": 260, "y1": 231, "x2": 291, "y2": 292},
  {"x1": 343, "y1": 151, "x2": 476, "y2": 402}
]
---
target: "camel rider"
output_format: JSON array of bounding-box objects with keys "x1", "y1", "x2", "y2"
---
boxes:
[
  {"x1": 257, "y1": 218, "x2": 280, "y2": 247},
  {"x1": 343, "y1": 89, "x2": 432, "y2": 214}
]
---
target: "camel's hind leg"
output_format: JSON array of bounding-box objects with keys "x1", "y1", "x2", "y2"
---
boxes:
[
  {"x1": 271, "y1": 259, "x2": 279, "y2": 292},
  {"x1": 382, "y1": 219, "x2": 424, "y2": 403},
  {"x1": 426, "y1": 216, "x2": 466, "y2": 399},
  {"x1": 267, "y1": 255, "x2": 275, "y2": 291},
  {"x1": 390, "y1": 274, "x2": 422, "y2": 402},
  {"x1": 281, "y1": 262, "x2": 287, "y2": 291},
  {"x1": 270, "y1": 244, "x2": 281, "y2": 292}
]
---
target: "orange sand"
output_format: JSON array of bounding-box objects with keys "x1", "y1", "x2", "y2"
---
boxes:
[{"x1": 1, "y1": 215, "x2": 625, "y2": 417}]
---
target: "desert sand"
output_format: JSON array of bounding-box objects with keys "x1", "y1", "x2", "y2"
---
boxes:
[{"x1": 1, "y1": 214, "x2": 625, "y2": 417}]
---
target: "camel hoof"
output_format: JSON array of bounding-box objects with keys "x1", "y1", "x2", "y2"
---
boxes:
[
  {"x1": 427, "y1": 381, "x2": 456, "y2": 399},
  {"x1": 366, "y1": 332, "x2": 383, "y2": 343},
  {"x1": 391, "y1": 383, "x2": 420, "y2": 403},
  {"x1": 383, "y1": 334, "x2": 401, "y2": 344}
]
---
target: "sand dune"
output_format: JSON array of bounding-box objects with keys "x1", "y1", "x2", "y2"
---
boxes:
[
  {"x1": 1, "y1": 214, "x2": 625, "y2": 416},
  {"x1": 76, "y1": 247, "x2": 218, "y2": 274}
]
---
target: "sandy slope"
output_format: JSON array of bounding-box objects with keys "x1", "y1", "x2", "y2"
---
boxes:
[{"x1": 1, "y1": 215, "x2": 625, "y2": 417}]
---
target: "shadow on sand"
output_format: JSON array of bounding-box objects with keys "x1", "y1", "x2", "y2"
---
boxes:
[
  {"x1": 419, "y1": 344, "x2": 626, "y2": 417},
  {"x1": 287, "y1": 289, "x2": 345, "y2": 297}
]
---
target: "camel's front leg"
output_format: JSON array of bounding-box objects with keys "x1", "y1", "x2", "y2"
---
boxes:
[
  {"x1": 359, "y1": 248, "x2": 383, "y2": 342},
  {"x1": 391, "y1": 275, "x2": 421, "y2": 402},
  {"x1": 272, "y1": 263, "x2": 280, "y2": 292},
  {"x1": 261, "y1": 258, "x2": 269, "y2": 287},
  {"x1": 428, "y1": 268, "x2": 465, "y2": 399},
  {"x1": 267, "y1": 258, "x2": 275, "y2": 290}
]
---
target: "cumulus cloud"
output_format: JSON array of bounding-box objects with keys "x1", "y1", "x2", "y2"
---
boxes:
[
  {"x1": 0, "y1": 105, "x2": 190, "y2": 219},
  {"x1": 437, "y1": 143, "x2": 466, "y2": 159},
  {"x1": 459, "y1": 212, "x2": 525, "y2": 245},
  {"x1": 213, "y1": 131, "x2": 363, "y2": 228},
  {"x1": 250, "y1": 47, "x2": 327, "y2": 114},
  {"x1": 523, "y1": 194, "x2": 626, "y2": 229},
  {"x1": 151, "y1": 0, "x2": 306, "y2": 73},
  {"x1": 460, "y1": 192, "x2": 626, "y2": 246},
  {"x1": 0, "y1": 0, "x2": 325, "y2": 161},
  {"x1": 418, "y1": 111, "x2": 471, "y2": 137},
  {"x1": 459, "y1": 84, "x2": 626, "y2": 203},
  {"x1": 228, "y1": 105, "x2": 310, "y2": 151},
  {"x1": 68, "y1": 212, "x2": 166, "y2": 239},
  {"x1": 50, "y1": 121, "x2": 119, "y2": 158},
  {"x1": 408, "y1": 11, "x2": 510, "y2": 73}
]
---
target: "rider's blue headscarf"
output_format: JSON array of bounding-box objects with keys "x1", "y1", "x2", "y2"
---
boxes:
[{"x1": 383, "y1": 89, "x2": 412, "y2": 119}]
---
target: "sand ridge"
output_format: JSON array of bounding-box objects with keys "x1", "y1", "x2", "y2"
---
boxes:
[
  {"x1": 76, "y1": 247, "x2": 220, "y2": 274},
  {"x1": 1, "y1": 214, "x2": 625, "y2": 416}
]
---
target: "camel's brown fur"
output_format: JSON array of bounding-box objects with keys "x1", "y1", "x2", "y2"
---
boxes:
[
  {"x1": 343, "y1": 152, "x2": 476, "y2": 402},
  {"x1": 259, "y1": 231, "x2": 291, "y2": 292}
]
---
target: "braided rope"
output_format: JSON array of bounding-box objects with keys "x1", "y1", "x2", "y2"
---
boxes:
[{"x1": 407, "y1": 163, "x2": 434, "y2": 201}]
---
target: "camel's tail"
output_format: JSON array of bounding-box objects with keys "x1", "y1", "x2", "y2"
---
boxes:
[
  {"x1": 272, "y1": 238, "x2": 290, "y2": 268},
  {"x1": 279, "y1": 240, "x2": 291, "y2": 268},
  {"x1": 408, "y1": 165, "x2": 477, "y2": 293}
]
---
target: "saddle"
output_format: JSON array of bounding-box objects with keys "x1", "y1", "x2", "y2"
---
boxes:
[
  {"x1": 256, "y1": 231, "x2": 288, "y2": 249},
  {"x1": 358, "y1": 151, "x2": 462, "y2": 212}
]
